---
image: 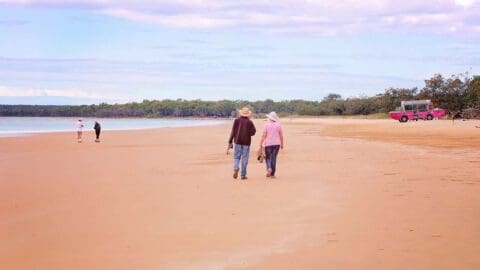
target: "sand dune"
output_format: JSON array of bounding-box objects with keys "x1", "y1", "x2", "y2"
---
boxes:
[{"x1": 1, "y1": 119, "x2": 479, "y2": 270}]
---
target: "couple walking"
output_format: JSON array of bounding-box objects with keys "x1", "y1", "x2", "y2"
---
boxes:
[{"x1": 228, "y1": 107, "x2": 284, "y2": 180}]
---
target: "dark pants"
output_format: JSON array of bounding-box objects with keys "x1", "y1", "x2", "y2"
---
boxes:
[
  {"x1": 95, "y1": 129, "x2": 101, "y2": 140},
  {"x1": 265, "y1": 145, "x2": 280, "y2": 176}
]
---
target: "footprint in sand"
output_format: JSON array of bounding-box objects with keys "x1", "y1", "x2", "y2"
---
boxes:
[
  {"x1": 325, "y1": 232, "x2": 338, "y2": 243},
  {"x1": 403, "y1": 178, "x2": 421, "y2": 182}
]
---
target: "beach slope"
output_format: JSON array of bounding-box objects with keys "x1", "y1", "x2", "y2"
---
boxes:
[{"x1": 1, "y1": 119, "x2": 479, "y2": 270}]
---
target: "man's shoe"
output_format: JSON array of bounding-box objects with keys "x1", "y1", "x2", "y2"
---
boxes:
[
  {"x1": 241, "y1": 176, "x2": 248, "y2": 180},
  {"x1": 233, "y1": 169, "x2": 239, "y2": 179}
]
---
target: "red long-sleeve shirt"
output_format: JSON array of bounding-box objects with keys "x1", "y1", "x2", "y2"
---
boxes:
[{"x1": 228, "y1": 117, "x2": 256, "y2": 146}]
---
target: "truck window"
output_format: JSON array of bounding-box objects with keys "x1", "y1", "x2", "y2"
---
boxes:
[
  {"x1": 417, "y1": 104, "x2": 427, "y2": 111},
  {"x1": 404, "y1": 104, "x2": 413, "y2": 111}
]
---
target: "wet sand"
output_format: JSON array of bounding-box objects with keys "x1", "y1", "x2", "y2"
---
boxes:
[{"x1": 1, "y1": 119, "x2": 479, "y2": 270}]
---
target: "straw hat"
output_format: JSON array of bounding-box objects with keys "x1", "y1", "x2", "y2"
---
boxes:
[
  {"x1": 239, "y1": 107, "x2": 252, "y2": 117},
  {"x1": 266, "y1": 111, "x2": 280, "y2": 122}
]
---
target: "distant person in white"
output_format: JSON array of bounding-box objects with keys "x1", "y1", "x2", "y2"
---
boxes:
[{"x1": 76, "y1": 119, "x2": 84, "y2": 142}]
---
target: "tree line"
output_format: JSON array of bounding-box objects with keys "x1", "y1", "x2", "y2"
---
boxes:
[{"x1": 1, "y1": 73, "x2": 479, "y2": 118}]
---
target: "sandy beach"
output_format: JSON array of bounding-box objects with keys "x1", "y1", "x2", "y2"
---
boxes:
[{"x1": 1, "y1": 118, "x2": 480, "y2": 270}]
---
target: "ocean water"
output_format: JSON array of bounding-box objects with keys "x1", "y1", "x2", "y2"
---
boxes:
[{"x1": 0, "y1": 117, "x2": 226, "y2": 137}]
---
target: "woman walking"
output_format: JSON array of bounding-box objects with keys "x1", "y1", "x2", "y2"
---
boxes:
[{"x1": 259, "y1": 112, "x2": 284, "y2": 178}]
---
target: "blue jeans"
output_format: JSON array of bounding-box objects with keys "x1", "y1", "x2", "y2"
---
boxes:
[
  {"x1": 265, "y1": 145, "x2": 280, "y2": 176},
  {"x1": 233, "y1": 144, "x2": 250, "y2": 177}
]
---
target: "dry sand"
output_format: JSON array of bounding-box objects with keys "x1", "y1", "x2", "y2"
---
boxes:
[{"x1": 1, "y1": 118, "x2": 479, "y2": 270}]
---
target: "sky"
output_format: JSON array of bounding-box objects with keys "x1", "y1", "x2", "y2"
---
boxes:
[{"x1": 0, "y1": 0, "x2": 479, "y2": 105}]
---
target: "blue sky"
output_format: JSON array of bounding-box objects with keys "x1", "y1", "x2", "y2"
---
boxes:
[{"x1": 0, "y1": 1, "x2": 479, "y2": 104}]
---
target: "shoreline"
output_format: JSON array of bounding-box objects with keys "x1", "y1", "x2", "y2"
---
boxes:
[{"x1": 0, "y1": 118, "x2": 228, "y2": 138}]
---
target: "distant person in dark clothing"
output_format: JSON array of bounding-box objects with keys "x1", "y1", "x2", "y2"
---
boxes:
[
  {"x1": 228, "y1": 107, "x2": 256, "y2": 180},
  {"x1": 94, "y1": 121, "x2": 101, "y2": 142}
]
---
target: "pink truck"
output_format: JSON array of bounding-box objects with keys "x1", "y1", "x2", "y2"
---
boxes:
[{"x1": 389, "y1": 100, "x2": 446, "y2": 122}]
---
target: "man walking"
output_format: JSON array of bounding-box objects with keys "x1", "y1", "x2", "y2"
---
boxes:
[
  {"x1": 228, "y1": 107, "x2": 256, "y2": 180},
  {"x1": 94, "y1": 121, "x2": 101, "y2": 142}
]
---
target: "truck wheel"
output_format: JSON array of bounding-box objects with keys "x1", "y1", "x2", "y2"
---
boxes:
[
  {"x1": 400, "y1": 116, "x2": 408, "y2": 123},
  {"x1": 426, "y1": 114, "x2": 433, "y2": 120}
]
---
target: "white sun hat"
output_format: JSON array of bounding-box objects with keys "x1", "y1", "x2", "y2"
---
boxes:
[{"x1": 266, "y1": 111, "x2": 280, "y2": 122}]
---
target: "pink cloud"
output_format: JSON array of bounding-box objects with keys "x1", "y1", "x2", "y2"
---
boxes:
[{"x1": 0, "y1": 0, "x2": 479, "y2": 35}]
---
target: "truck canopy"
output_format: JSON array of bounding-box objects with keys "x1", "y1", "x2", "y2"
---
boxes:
[{"x1": 399, "y1": 100, "x2": 433, "y2": 111}]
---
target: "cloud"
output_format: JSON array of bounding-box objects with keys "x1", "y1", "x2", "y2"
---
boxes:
[
  {"x1": 0, "y1": 85, "x2": 107, "y2": 99},
  {"x1": 0, "y1": 0, "x2": 479, "y2": 35},
  {"x1": 0, "y1": 57, "x2": 424, "y2": 101},
  {"x1": 0, "y1": 19, "x2": 29, "y2": 26},
  {"x1": 0, "y1": 56, "x2": 341, "y2": 76},
  {"x1": 455, "y1": 0, "x2": 476, "y2": 7}
]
